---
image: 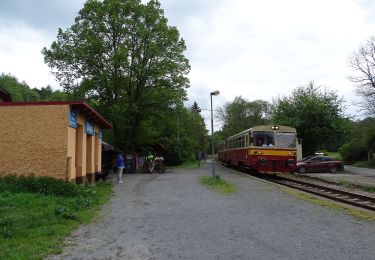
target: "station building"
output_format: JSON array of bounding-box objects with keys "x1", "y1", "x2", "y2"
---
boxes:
[
  {"x1": 0, "y1": 87, "x2": 12, "y2": 102},
  {"x1": 0, "y1": 101, "x2": 112, "y2": 183}
]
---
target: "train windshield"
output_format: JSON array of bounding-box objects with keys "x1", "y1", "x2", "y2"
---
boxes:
[
  {"x1": 275, "y1": 132, "x2": 296, "y2": 148},
  {"x1": 253, "y1": 131, "x2": 274, "y2": 147}
]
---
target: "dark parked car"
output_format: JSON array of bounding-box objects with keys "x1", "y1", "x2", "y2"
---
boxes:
[{"x1": 296, "y1": 156, "x2": 343, "y2": 174}]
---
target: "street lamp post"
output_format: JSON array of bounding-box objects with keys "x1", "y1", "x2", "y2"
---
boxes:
[{"x1": 210, "y1": 90, "x2": 220, "y2": 178}]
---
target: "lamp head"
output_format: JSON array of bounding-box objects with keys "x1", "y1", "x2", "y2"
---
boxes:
[{"x1": 210, "y1": 90, "x2": 220, "y2": 96}]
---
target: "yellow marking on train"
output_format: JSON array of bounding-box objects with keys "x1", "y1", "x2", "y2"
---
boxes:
[{"x1": 248, "y1": 149, "x2": 296, "y2": 156}]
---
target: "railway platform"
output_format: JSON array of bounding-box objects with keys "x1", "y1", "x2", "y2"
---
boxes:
[{"x1": 304, "y1": 166, "x2": 375, "y2": 186}]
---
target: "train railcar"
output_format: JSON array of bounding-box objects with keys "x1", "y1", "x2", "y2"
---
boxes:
[{"x1": 217, "y1": 125, "x2": 297, "y2": 174}]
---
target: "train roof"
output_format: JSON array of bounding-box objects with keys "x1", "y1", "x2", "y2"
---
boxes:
[
  {"x1": 251, "y1": 125, "x2": 296, "y2": 132},
  {"x1": 226, "y1": 125, "x2": 296, "y2": 140}
]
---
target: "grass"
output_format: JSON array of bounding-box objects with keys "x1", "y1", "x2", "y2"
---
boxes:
[
  {"x1": 0, "y1": 175, "x2": 113, "y2": 259},
  {"x1": 283, "y1": 187, "x2": 375, "y2": 221},
  {"x1": 336, "y1": 180, "x2": 375, "y2": 193},
  {"x1": 199, "y1": 176, "x2": 236, "y2": 193},
  {"x1": 169, "y1": 160, "x2": 202, "y2": 169}
]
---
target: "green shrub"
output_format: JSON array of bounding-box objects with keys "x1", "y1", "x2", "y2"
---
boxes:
[
  {"x1": 0, "y1": 175, "x2": 85, "y2": 197},
  {"x1": 339, "y1": 139, "x2": 367, "y2": 161},
  {"x1": 0, "y1": 180, "x2": 112, "y2": 259}
]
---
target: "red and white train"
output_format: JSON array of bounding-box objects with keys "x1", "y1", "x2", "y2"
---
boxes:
[{"x1": 217, "y1": 125, "x2": 298, "y2": 174}]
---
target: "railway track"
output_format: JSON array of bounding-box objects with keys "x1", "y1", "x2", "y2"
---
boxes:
[
  {"x1": 221, "y1": 162, "x2": 375, "y2": 211},
  {"x1": 270, "y1": 176, "x2": 375, "y2": 211}
]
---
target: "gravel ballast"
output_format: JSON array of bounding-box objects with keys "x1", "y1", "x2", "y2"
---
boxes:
[{"x1": 48, "y1": 162, "x2": 375, "y2": 260}]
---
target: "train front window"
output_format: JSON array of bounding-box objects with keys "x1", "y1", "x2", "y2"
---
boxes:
[
  {"x1": 253, "y1": 131, "x2": 274, "y2": 147},
  {"x1": 275, "y1": 132, "x2": 296, "y2": 148}
]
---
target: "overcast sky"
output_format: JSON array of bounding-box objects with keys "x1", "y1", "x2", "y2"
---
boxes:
[{"x1": 1, "y1": 0, "x2": 375, "y2": 127}]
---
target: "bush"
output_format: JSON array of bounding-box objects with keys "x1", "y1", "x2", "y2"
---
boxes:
[
  {"x1": 339, "y1": 139, "x2": 367, "y2": 161},
  {"x1": 0, "y1": 175, "x2": 85, "y2": 197},
  {"x1": 164, "y1": 141, "x2": 184, "y2": 166}
]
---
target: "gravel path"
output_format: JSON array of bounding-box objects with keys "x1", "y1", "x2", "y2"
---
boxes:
[
  {"x1": 48, "y1": 162, "x2": 375, "y2": 260},
  {"x1": 345, "y1": 166, "x2": 375, "y2": 176}
]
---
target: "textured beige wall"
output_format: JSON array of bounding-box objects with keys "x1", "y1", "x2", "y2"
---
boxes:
[
  {"x1": 86, "y1": 135, "x2": 95, "y2": 174},
  {"x1": 75, "y1": 114, "x2": 87, "y2": 179},
  {"x1": 94, "y1": 125, "x2": 102, "y2": 173},
  {"x1": 67, "y1": 127, "x2": 76, "y2": 181},
  {"x1": 0, "y1": 105, "x2": 69, "y2": 179}
]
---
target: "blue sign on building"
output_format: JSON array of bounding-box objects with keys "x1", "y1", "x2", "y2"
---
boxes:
[
  {"x1": 85, "y1": 120, "x2": 95, "y2": 136},
  {"x1": 69, "y1": 110, "x2": 77, "y2": 128}
]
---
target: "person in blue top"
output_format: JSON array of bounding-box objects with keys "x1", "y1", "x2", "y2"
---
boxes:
[{"x1": 116, "y1": 152, "x2": 125, "y2": 184}]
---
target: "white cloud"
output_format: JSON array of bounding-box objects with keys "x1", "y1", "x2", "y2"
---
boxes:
[
  {"x1": 176, "y1": 0, "x2": 375, "y2": 120},
  {"x1": 0, "y1": 23, "x2": 59, "y2": 88}
]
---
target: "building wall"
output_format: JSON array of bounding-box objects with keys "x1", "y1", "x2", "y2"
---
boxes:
[
  {"x1": 0, "y1": 105, "x2": 68, "y2": 179},
  {"x1": 66, "y1": 127, "x2": 76, "y2": 181},
  {"x1": 65, "y1": 113, "x2": 103, "y2": 183},
  {"x1": 94, "y1": 126, "x2": 102, "y2": 173}
]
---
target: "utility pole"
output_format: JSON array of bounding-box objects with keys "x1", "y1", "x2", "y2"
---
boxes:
[{"x1": 210, "y1": 90, "x2": 220, "y2": 178}]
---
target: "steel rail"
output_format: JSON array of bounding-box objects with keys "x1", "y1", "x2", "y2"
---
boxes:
[
  {"x1": 271, "y1": 176, "x2": 375, "y2": 211},
  {"x1": 220, "y1": 162, "x2": 375, "y2": 211}
]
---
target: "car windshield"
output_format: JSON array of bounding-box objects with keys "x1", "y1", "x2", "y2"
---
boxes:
[
  {"x1": 253, "y1": 131, "x2": 274, "y2": 147},
  {"x1": 275, "y1": 132, "x2": 296, "y2": 148},
  {"x1": 301, "y1": 156, "x2": 313, "y2": 162}
]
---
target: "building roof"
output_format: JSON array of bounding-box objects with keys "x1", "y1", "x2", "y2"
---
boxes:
[
  {"x1": 0, "y1": 87, "x2": 12, "y2": 102},
  {"x1": 0, "y1": 100, "x2": 112, "y2": 129}
]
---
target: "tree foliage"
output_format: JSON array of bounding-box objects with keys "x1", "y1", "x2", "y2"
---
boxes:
[
  {"x1": 152, "y1": 103, "x2": 207, "y2": 165},
  {"x1": 0, "y1": 73, "x2": 74, "y2": 102},
  {"x1": 339, "y1": 117, "x2": 375, "y2": 161},
  {"x1": 42, "y1": 0, "x2": 190, "y2": 150},
  {"x1": 0, "y1": 73, "x2": 40, "y2": 101},
  {"x1": 217, "y1": 96, "x2": 272, "y2": 138},
  {"x1": 272, "y1": 82, "x2": 350, "y2": 156},
  {"x1": 32, "y1": 85, "x2": 73, "y2": 101},
  {"x1": 349, "y1": 36, "x2": 375, "y2": 115}
]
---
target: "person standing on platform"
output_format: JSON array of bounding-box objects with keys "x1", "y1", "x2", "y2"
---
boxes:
[
  {"x1": 197, "y1": 151, "x2": 202, "y2": 167},
  {"x1": 147, "y1": 152, "x2": 155, "y2": 173},
  {"x1": 117, "y1": 152, "x2": 125, "y2": 184}
]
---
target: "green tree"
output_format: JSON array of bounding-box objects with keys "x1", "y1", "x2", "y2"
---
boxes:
[
  {"x1": 0, "y1": 73, "x2": 40, "y2": 101},
  {"x1": 42, "y1": 0, "x2": 190, "y2": 149},
  {"x1": 33, "y1": 85, "x2": 53, "y2": 100},
  {"x1": 189, "y1": 103, "x2": 208, "y2": 151},
  {"x1": 154, "y1": 103, "x2": 207, "y2": 165},
  {"x1": 217, "y1": 96, "x2": 272, "y2": 138},
  {"x1": 33, "y1": 85, "x2": 73, "y2": 101},
  {"x1": 272, "y1": 81, "x2": 350, "y2": 156},
  {"x1": 191, "y1": 101, "x2": 201, "y2": 113},
  {"x1": 340, "y1": 118, "x2": 375, "y2": 161}
]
